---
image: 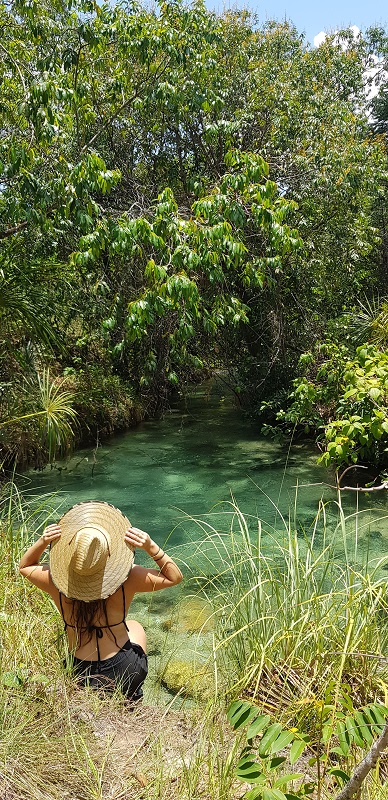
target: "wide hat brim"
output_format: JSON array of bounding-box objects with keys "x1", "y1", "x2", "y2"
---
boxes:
[{"x1": 50, "y1": 501, "x2": 134, "y2": 601}]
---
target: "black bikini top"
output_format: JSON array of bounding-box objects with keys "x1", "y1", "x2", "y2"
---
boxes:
[{"x1": 59, "y1": 584, "x2": 130, "y2": 662}]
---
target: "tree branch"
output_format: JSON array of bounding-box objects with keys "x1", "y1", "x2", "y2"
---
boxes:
[
  {"x1": 328, "y1": 464, "x2": 388, "y2": 493},
  {"x1": 81, "y1": 57, "x2": 171, "y2": 154},
  {"x1": 334, "y1": 722, "x2": 388, "y2": 800},
  {"x1": 0, "y1": 221, "x2": 29, "y2": 240}
]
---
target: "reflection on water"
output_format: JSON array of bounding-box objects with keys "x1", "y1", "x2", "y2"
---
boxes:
[{"x1": 21, "y1": 380, "x2": 388, "y2": 575}]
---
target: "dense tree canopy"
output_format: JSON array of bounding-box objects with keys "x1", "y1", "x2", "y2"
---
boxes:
[{"x1": 1, "y1": 0, "x2": 387, "y2": 472}]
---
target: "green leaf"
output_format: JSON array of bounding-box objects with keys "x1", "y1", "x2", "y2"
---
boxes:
[
  {"x1": 259, "y1": 724, "x2": 284, "y2": 756},
  {"x1": 363, "y1": 705, "x2": 385, "y2": 735},
  {"x1": 270, "y1": 731, "x2": 295, "y2": 754},
  {"x1": 29, "y1": 673, "x2": 50, "y2": 685},
  {"x1": 1, "y1": 672, "x2": 23, "y2": 687},
  {"x1": 289, "y1": 739, "x2": 306, "y2": 764},
  {"x1": 328, "y1": 768, "x2": 350, "y2": 785},
  {"x1": 245, "y1": 788, "x2": 265, "y2": 800},
  {"x1": 262, "y1": 789, "x2": 288, "y2": 800},
  {"x1": 345, "y1": 716, "x2": 365, "y2": 748},
  {"x1": 335, "y1": 720, "x2": 351, "y2": 756},
  {"x1": 285, "y1": 795, "x2": 304, "y2": 800},
  {"x1": 227, "y1": 700, "x2": 258, "y2": 729},
  {"x1": 236, "y1": 758, "x2": 263, "y2": 782},
  {"x1": 274, "y1": 773, "x2": 304, "y2": 788},
  {"x1": 247, "y1": 714, "x2": 271, "y2": 739},
  {"x1": 269, "y1": 757, "x2": 287, "y2": 769},
  {"x1": 354, "y1": 711, "x2": 374, "y2": 745}
]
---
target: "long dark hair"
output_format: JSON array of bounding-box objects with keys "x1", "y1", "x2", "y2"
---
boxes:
[{"x1": 69, "y1": 598, "x2": 110, "y2": 645}]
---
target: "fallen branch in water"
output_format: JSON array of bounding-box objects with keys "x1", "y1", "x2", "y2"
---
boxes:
[
  {"x1": 335, "y1": 482, "x2": 388, "y2": 492},
  {"x1": 330, "y1": 465, "x2": 388, "y2": 492}
]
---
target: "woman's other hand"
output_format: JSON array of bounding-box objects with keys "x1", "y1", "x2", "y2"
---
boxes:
[
  {"x1": 124, "y1": 526, "x2": 153, "y2": 554},
  {"x1": 41, "y1": 524, "x2": 61, "y2": 545}
]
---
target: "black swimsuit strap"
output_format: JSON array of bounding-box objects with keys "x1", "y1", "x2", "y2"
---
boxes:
[
  {"x1": 121, "y1": 584, "x2": 130, "y2": 631},
  {"x1": 59, "y1": 586, "x2": 130, "y2": 663}
]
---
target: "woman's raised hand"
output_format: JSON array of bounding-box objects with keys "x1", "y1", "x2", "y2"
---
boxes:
[
  {"x1": 124, "y1": 526, "x2": 153, "y2": 554},
  {"x1": 41, "y1": 523, "x2": 62, "y2": 545}
]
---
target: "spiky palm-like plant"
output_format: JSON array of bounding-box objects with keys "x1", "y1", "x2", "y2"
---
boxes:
[
  {"x1": 1, "y1": 369, "x2": 78, "y2": 462},
  {"x1": 349, "y1": 296, "x2": 388, "y2": 348}
]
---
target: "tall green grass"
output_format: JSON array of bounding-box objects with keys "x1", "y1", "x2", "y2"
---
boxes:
[
  {"x1": 183, "y1": 491, "x2": 388, "y2": 721},
  {"x1": 1, "y1": 479, "x2": 387, "y2": 799}
]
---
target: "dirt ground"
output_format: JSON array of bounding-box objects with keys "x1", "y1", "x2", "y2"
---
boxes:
[{"x1": 67, "y1": 695, "x2": 205, "y2": 799}]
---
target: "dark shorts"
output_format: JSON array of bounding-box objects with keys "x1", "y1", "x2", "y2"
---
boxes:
[{"x1": 66, "y1": 640, "x2": 148, "y2": 700}]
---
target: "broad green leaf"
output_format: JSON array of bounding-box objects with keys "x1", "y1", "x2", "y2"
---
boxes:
[
  {"x1": 259, "y1": 724, "x2": 284, "y2": 756},
  {"x1": 335, "y1": 720, "x2": 351, "y2": 756},
  {"x1": 236, "y1": 759, "x2": 263, "y2": 782},
  {"x1": 262, "y1": 789, "x2": 288, "y2": 800},
  {"x1": 1, "y1": 672, "x2": 23, "y2": 687},
  {"x1": 354, "y1": 711, "x2": 374, "y2": 745},
  {"x1": 274, "y1": 773, "x2": 304, "y2": 788},
  {"x1": 270, "y1": 731, "x2": 295, "y2": 754},
  {"x1": 245, "y1": 788, "x2": 265, "y2": 800},
  {"x1": 289, "y1": 739, "x2": 306, "y2": 764},
  {"x1": 227, "y1": 700, "x2": 258, "y2": 729},
  {"x1": 328, "y1": 768, "x2": 350, "y2": 784},
  {"x1": 285, "y1": 795, "x2": 304, "y2": 800},
  {"x1": 247, "y1": 714, "x2": 271, "y2": 739},
  {"x1": 345, "y1": 716, "x2": 365, "y2": 748},
  {"x1": 269, "y1": 757, "x2": 287, "y2": 769},
  {"x1": 29, "y1": 674, "x2": 51, "y2": 685}
]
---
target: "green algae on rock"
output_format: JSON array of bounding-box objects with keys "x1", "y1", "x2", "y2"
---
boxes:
[
  {"x1": 177, "y1": 598, "x2": 214, "y2": 634},
  {"x1": 161, "y1": 659, "x2": 214, "y2": 698}
]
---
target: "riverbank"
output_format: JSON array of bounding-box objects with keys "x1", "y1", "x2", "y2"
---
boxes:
[
  {"x1": 0, "y1": 368, "x2": 144, "y2": 472},
  {"x1": 2, "y1": 476, "x2": 388, "y2": 799}
]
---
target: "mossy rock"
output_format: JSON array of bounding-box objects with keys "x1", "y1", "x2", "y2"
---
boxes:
[
  {"x1": 177, "y1": 598, "x2": 214, "y2": 634},
  {"x1": 161, "y1": 659, "x2": 214, "y2": 698},
  {"x1": 146, "y1": 629, "x2": 165, "y2": 656},
  {"x1": 160, "y1": 618, "x2": 175, "y2": 632}
]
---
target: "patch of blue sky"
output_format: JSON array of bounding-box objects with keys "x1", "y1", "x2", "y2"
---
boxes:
[{"x1": 205, "y1": 0, "x2": 388, "y2": 45}]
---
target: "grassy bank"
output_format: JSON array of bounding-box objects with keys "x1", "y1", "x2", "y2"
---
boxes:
[{"x1": 1, "y1": 482, "x2": 387, "y2": 799}]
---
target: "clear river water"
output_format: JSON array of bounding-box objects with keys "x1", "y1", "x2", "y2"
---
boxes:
[
  {"x1": 20, "y1": 379, "x2": 388, "y2": 703},
  {"x1": 22, "y1": 379, "x2": 387, "y2": 565}
]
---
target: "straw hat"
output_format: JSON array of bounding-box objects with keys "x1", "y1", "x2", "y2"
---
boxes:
[{"x1": 50, "y1": 501, "x2": 134, "y2": 601}]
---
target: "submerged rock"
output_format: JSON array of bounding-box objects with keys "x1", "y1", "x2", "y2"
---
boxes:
[
  {"x1": 146, "y1": 629, "x2": 165, "y2": 656},
  {"x1": 177, "y1": 598, "x2": 214, "y2": 634},
  {"x1": 161, "y1": 659, "x2": 214, "y2": 698}
]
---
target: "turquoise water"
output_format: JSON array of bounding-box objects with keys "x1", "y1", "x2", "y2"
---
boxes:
[
  {"x1": 21, "y1": 380, "x2": 388, "y2": 573},
  {"x1": 20, "y1": 380, "x2": 388, "y2": 703}
]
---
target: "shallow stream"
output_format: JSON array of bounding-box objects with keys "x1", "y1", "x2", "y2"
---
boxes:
[{"x1": 21, "y1": 379, "x2": 388, "y2": 704}]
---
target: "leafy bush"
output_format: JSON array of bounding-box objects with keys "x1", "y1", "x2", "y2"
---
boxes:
[
  {"x1": 273, "y1": 343, "x2": 388, "y2": 471},
  {"x1": 227, "y1": 697, "x2": 388, "y2": 800},
  {"x1": 319, "y1": 345, "x2": 388, "y2": 468},
  {"x1": 62, "y1": 366, "x2": 142, "y2": 441}
]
